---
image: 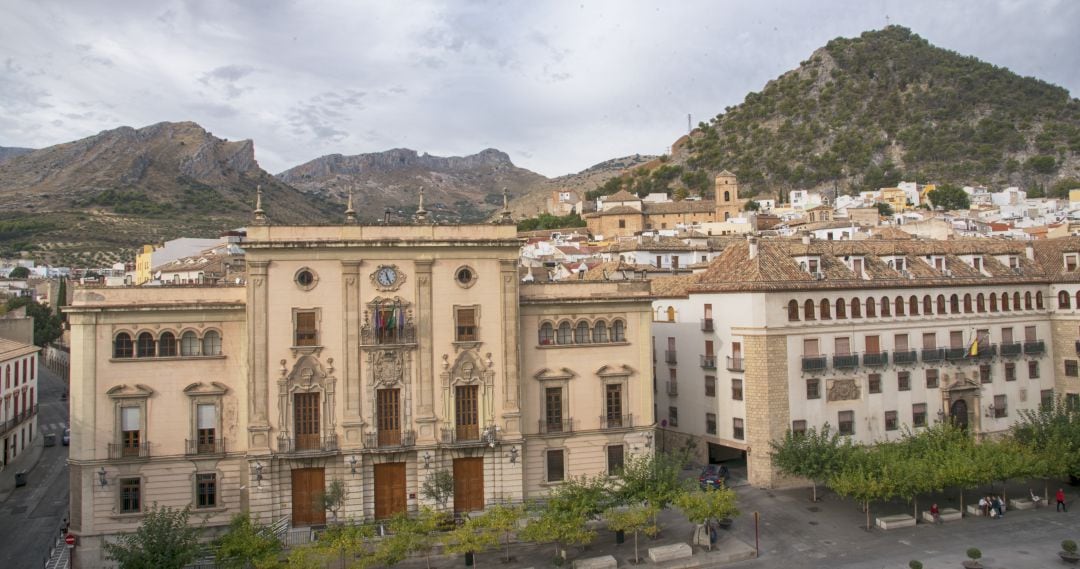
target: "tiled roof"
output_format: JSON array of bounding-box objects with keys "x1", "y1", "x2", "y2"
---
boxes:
[
  {"x1": 605, "y1": 190, "x2": 640, "y2": 202},
  {"x1": 651, "y1": 274, "x2": 700, "y2": 297},
  {"x1": 608, "y1": 236, "x2": 696, "y2": 252},
  {"x1": 0, "y1": 337, "x2": 39, "y2": 361},
  {"x1": 585, "y1": 206, "x2": 643, "y2": 217},
  {"x1": 642, "y1": 200, "x2": 716, "y2": 214},
  {"x1": 580, "y1": 260, "x2": 660, "y2": 281}
]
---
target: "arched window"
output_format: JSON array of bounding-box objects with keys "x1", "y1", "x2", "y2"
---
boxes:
[
  {"x1": 937, "y1": 295, "x2": 946, "y2": 315},
  {"x1": 539, "y1": 322, "x2": 555, "y2": 345},
  {"x1": 1076, "y1": 291, "x2": 1080, "y2": 308},
  {"x1": 1025, "y1": 291, "x2": 1033, "y2": 310},
  {"x1": 788, "y1": 300, "x2": 800, "y2": 321},
  {"x1": 909, "y1": 295, "x2": 919, "y2": 316},
  {"x1": 1060, "y1": 291, "x2": 1071, "y2": 309},
  {"x1": 202, "y1": 330, "x2": 222, "y2": 356},
  {"x1": 835, "y1": 299, "x2": 846, "y2": 319},
  {"x1": 895, "y1": 296, "x2": 905, "y2": 316},
  {"x1": 1001, "y1": 291, "x2": 1010, "y2": 311},
  {"x1": 575, "y1": 321, "x2": 590, "y2": 343},
  {"x1": 950, "y1": 294, "x2": 960, "y2": 314},
  {"x1": 923, "y1": 295, "x2": 933, "y2": 315},
  {"x1": 989, "y1": 293, "x2": 998, "y2": 312},
  {"x1": 963, "y1": 294, "x2": 973, "y2": 313},
  {"x1": 724, "y1": 190, "x2": 731, "y2": 201},
  {"x1": 865, "y1": 298, "x2": 876, "y2": 318},
  {"x1": 976, "y1": 293, "x2": 985, "y2": 313},
  {"x1": 612, "y1": 320, "x2": 626, "y2": 342},
  {"x1": 820, "y1": 299, "x2": 831, "y2": 320},
  {"x1": 666, "y1": 306, "x2": 676, "y2": 322},
  {"x1": 880, "y1": 296, "x2": 891, "y2": 317},
  {"x1": 114, "y1": 333, "x2": 133, "y2": 358},
  {"x1": 557, "y1": 322, "x2": 573, "y2": 344},
  {"x1": 1036, "y1": 291, "x2": 1044, "y2": 309},
  {"x1": 1014, "y1": 292, "x2": 1022, "y2": 310},
  {"x1": 804, "y1": 299, "x2": 816, "y2": 320},
  {"x1": 159, "y1": 332, "x2": 177, "y2": 357},
  {"x1": 136, "y1": 332, "x2": 156, "y2": 358},
  {"x1": 181, "y1": 331, "x2": 200, "y2": 356},
  {"x1": 592, "y1": 321, "x2": 609, "y2": 343},
  {"x1": 851, "y1": 297, "x2": 862, "y2": 318}
]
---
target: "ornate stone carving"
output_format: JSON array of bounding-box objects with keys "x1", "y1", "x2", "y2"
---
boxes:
[
  {"x1": 371, "y1": 350, "x2": 406, "y2": 387},
  {"x1": 827, "y1": 378, "x2": 860, "y2": 401}
]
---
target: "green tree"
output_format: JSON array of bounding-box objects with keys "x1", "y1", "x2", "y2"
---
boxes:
[
  {"x1": 603, "y1": 504, "x2": 658, "y2": 563},
  {"x1": 376, "y1": 509, "x2": 444, "y2": 568},
  {"x1": 213, "y1": 513, "x2": 282, "y2": 569},
  {"x1": 310, "y1": 522, "x2": 376, "y2": 569},
  {"x1": 770, "y1": 423, "x2": 852, "y2": 502},
  {"x1": 420, "y1": 469, "x2": 455, "y2": 511},
  {"x1": 520, "y1": 489, "x2": 598, "y2": 562},
  {"x1": 515, "y1": 213, "x2": 587, "y2": 232},
  {"x1": 476, "y1": 503, "x2": 527, "y2": 563},
  {"x1": 874, "y1": 202, "x2": 894, "y2": 217},
  {"x1": 446, "y1": 513, "x2": 499, "y2": 568},
  {"x1": 8, "y1": 266, "x2": 29, "y2": 279},
  {"x1": 743, "y1": 200, "x2": 761, "y2": 211},
  {"x1": 674, "y1": 488, "x2": 740, "y2": 550},
  {"x1": 1012, "y1": 396, "x2": 1080, "y2": 499},
  {"x1": 615, "y1": 452, "x2": 689, "y2": 532},
  {"x1": 926, "y1": 184, "x2": 970, "y2": 211},
  {"x1": 829, "y1": 448, "x2": 896, "y2": 530},
  {"x1": 4, "y1": 297, "x2": 63, "y2": 346},
  {"x1": 102, "y1": 504, "x2": 201, "y2": 569},
  {"x1": 319, "y1": 478, "x2": 347, "y2": 523}
]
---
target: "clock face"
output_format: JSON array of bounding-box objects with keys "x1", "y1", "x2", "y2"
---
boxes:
[{"x1": 376, "y1": 267, "x2": 397, "y2": 287}]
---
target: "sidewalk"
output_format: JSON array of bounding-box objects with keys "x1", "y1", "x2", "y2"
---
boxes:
[{"x1": 0, "y1": 426, "x2": 46, "y2": 504}]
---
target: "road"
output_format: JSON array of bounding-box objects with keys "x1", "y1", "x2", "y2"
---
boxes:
[{"x1": 0, "y1": 365, "x2": 70, "y2": 568}]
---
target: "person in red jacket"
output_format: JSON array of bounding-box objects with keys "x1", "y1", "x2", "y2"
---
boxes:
[{"x1": 1057, "y1": 488, "x2": 1068, "y2": 512}]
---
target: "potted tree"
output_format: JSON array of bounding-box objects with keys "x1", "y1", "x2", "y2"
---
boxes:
[
  {"x1": 909, "y1": 561, "x2": 923, "y2": 569},
  {"x1": 1061, "y1": 540, "x2": 1080, "y2": 564},
  {"x1": 962, "y1": 547, "x2": 982, "y2": 569}
]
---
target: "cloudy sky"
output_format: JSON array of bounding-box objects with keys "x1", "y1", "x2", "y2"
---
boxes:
[{"x1": 1, "y1": 0, "x2": 1077, "y2": 177}]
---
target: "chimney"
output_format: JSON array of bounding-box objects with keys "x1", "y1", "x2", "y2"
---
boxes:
[
  {"x1": 801, "y1": 232, "x2": 812, "y2": 245},
  {"x1": 748, "y1": 235, "x2": 759, "y2": 259},
  {"x1": 1025, "y1": 241, "x2": 1035, "y2": 260}
]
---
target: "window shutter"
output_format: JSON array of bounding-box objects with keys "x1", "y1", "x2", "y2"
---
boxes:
[
  {"x1": 198, "y1": 404, "x2": 216, "y2": 429},
  {"x1": 122, "y1": 407, "x2": 140, "y2": 431}
]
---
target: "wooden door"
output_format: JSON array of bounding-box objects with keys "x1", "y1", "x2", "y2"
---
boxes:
[
  {"x1": 453, "y1": 458, "x2": 484, "y2": 513},
  {"x1": 377, "y1": 389, "x2": 401, "y2": 446},
  {"x1": 455, "y1": 385, "x2": 479, "y2": 441},
  {"x1": 291, "y1": 468, "x2": 326, "y2": 526},
  {"x1": 605, "y1": 383, "x2": 623, "y2": 427},
  {"x1": 374, "y1": 462, "x2": 407, "y2": 519},
  {"x1": 294, "y1": 392, "x2": 320, "y2": 451},
  {"x1": 865, "y1": 335, "x2": 880, "y2": 355}
]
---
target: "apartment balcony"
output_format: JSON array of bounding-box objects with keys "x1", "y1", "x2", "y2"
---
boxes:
[
  {"x1": 921, "y1": 347, "x2": 945, "y2": 362},
  {"x1": 0, "y1": 404, "x2": 36, "y2": 437},
  {"x1": 108, "y1": 442, "x2": 150, "y2": 460},
  {"x1": 185, "y1": 438, "x2": 226, "y2": 456},
  {"x1": 801, "y1": 355, "x2": 828, "y2": 373},
  {"x1": 701, "y1": 318, "x2": 714, "y2": 332},
  {"x1": 832, "y1": 353, "x2": 859, "y2": 370},
  {"x1": 726, "y1": 356, "x2": 744, "y2": 372},
  {"x1": 279, "y1": 434, "x2": 339, "y2": 454},
  {"x1": 1024, "y1": 340, "x2": 1046, "y2": 355},
  {"x1": 665, "y1": 350, "x2": 678, "y2": 364},
  {"x1": 862, "y1": 351, "x2": 888, "y2": 367},
  {"x1": 945, "y1": 347, "x2": 969, "y2": 361},
  {"x1": 666, "y1": 381, "x2": 679, "y2": 396},
  {"x1": 537, "y1": 419, "x2": 574, "y2": 435},
  {"x1": 365, "y1": 430, "x2": 415, "y2": 450},
  {"x1": 1000, "y1": 342, "x2": 1023, "y2": 357},
  {"x1": 699, "y1": 355, "x2": 717, "y2": 369},
  {"x1": 975, "y1": 344, "x2": 997, "y2": 360},
  {"x1": 893, "y1": 350, "x2": 918, "y2": 365},
  {"x1": 600, "y1": 414, "x2": 634, "y2": 430}
]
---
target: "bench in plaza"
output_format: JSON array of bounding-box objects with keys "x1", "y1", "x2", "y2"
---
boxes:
[
  {"x1": 573, "y1": 555, "x2": 617, "y2": 569},
  {"x1": 1008, "y1": 497, "x2": 1036, "y2": 510},
  {"x1": 921, "y1": 508, "x2": 962, "y2": 523},
  {"x1": 875, "y1": 514, "x2": 916, "y2": 530},
  {"x1": 648, "y1": 543, "x2": 693, "y2": 563}
]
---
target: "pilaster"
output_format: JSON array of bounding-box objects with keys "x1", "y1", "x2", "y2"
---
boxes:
[
  {"x1": 342, "y1": 260, "x2": 365, "y2": 447},
  {"x1": 499, "y1": 259, "x2": 522, "y2": 436},
  {"x1": 743, "y1": 333, "x2": 791, "y2": 488},
  {"x1": 247, "y1": 260, "x2": 271, "y2": 450},
  {"x1": 414, "y1": 259, "x2": 437, "y2": 443}
]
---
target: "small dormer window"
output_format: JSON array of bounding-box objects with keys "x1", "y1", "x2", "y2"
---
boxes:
[
  {"x1": 886, "y1": 257, "x2": 906, "y2": 272},
  {"x1": 808, "y1": 258, "x2": 820, "y2": 273},
  {"x1": 972, "y1": 256, "x2": 983, "y2": 272},
  {"x1": 850, "y1": 257, "x2": 864, "y2": 278},
  {"x1": 1066, "y1": 253, "x2": 1079, "y2": 272},
  {"x1": 1009, "y1": 256, "x2": 1020, "y2": 269}
]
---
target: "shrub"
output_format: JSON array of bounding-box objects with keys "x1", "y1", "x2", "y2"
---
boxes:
[
  {"x1": 1063, "y1": 540, "x2": 1078, "y2": 554},
  {"x1": 909, "y1": 561, "x2": 923, "y2": 569},
  {"x1": 966, "y1": 547, "x2": 982, "y2": 560}
]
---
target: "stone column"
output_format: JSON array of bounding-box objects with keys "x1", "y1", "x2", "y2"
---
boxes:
[
  {"x1": 499, "y1": 259, "x2": 522, "y2": 436},
  {"x1": 744, "y1": 333, "x2": 791, "y2": 488},
  {"x1": 247, "y1": 260, "x2": 271, "y2": 450},
  {"x1": 341, "y1": 260, "x2": 364, "y2": 447},
  {"x1": 414, "y1": 259, "x2": 436, "y2": 442}
]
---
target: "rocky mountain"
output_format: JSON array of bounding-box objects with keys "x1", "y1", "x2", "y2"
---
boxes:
[
  {"x1": 504, "y1": 154, "x2": 657, "y2": 219},
  {"x1": 593, "y1": 26, "x2": 1080, "y2": 201},
  {"x1": 278, "y1": 148, "x2": 548, "y2": 222},
  {"x1": 0, "y1": 121, "x2": 337, "y2": 265},
  {"x1": 0, "y1": 147, "x2": 33, "y2": 165}
]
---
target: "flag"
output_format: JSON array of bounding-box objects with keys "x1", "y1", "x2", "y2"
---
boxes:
[
  {"x1": 969, "y1": 336, "x2": 979, "y2": 357},
  {"x1": 385, "y1": 304, "x2": 395, "y2": 331}
]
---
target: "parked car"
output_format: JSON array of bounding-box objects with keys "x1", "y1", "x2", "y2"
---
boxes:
[
  {"x1": 62, "y1": 428, "x2": 70, "y2": 446},
  {"x1": 699, "y1": 464, "x2": 730, "y2": 490}
]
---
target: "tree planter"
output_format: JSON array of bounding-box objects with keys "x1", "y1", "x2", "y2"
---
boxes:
[
  {"x1": 961, "y1": 562, "x2": 982, "y2": 569},
  {"x1": 1061, "y1": 551, "x2": 1080, "y2": 564}
]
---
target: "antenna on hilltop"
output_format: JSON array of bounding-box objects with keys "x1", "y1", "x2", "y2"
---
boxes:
[{"x1": 687, "y1": 113, "x2": 691, "y2": 133}]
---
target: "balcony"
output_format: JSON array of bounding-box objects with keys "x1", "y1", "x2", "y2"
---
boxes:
[
  {"x1": 666, "y1": 381, "x2": 679, "y2": 396},
  {"x1": 360, "y1": 324, "x2": 417, "y2": 346},
  {"x1": 279, "y1": 434, "x2": 339, "y2": 454},
  {"x1": 1024, "y1": 340, "x2": 1046, "y2": 355},
  {"x1": 801, "y1": 355, "x2": 827, "y2": 372},
  {"x1": 975, "y1": 344, "x2": 997, "y2": 360},
  {"x1": 440, "y1": 425, "x2": 483, "y2": 444},
  {"x1": 366, "y1": 430, "x2": 415, "y2": 449},
  {"x1": 108, "y1": 442, "x2": 150, "y2": 460},
  {"x1": 699, "y1": 355, "x2": 717, "y2": 369},
  {"x1": 537, "y1": 419, "x2": 573, "y2": 435},
  {"x1": 1000, "y1": 342, "x2": 1023, "y2": 357},
  {"x1": 832, "y1": 353, "x2": 859, "y2": 370},
  {"x1": 0, "y1": 404, "x2": 36, "y2": 437},
  {"x1": 600, "y1": 414, "x2": 634, "y2": 430},
  {"x1": 862, "y1": 351, "x2": 888, "y2": 367},
  {"x1": 921, "y1": 348, "x2": 945, "y2": 362},
  {"x1": 893, "y1": 350, "x2": 917, "y2": 365},
  {"x1": 945, "y1": 347, "x2": 969, "y2": 361},
  {"x1": 185, "y1": 438, "x2": 226, "y2": 456},
  {"x1": 701, "y1": 318, "x2": 714, "y2": 332},
  {"x1": 726, "y1": 356, "x2": 744, "y2": 372},
  {"x1": 665, "y1": 350, "x2": 678, "y2": 364}
]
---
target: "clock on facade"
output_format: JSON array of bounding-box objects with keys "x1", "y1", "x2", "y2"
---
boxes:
[{"x1": 371, "y1": 265, "x2": 405, "y2": 291}]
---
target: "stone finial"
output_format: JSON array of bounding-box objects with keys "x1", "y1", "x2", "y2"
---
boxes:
[
  {"x1": 498, "y1": 187, "x2": 513, "y2": 224},
  {"x1": 344, "y1": 186, "x2": 357, "y2": 224},
  {"x1": 414, "y1": 187, "x2": 429, "y2": 223},
  {"x1": 253, "y1": 184, "x2": 267, "y2": 224}
]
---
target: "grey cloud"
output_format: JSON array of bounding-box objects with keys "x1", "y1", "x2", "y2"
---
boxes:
[
  {"x1": 286, "y1": 89, "x2": 366, "y2": 142},
  {"x1": 199, "y1": 65, "x2": 257, "y2": 99}
]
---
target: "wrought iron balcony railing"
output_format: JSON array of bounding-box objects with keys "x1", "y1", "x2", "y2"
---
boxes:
[
  {"x1": 665, "y1": 350, "x2": 678, "y2": 364},
  {"x1": 921, "y1": 348, "x2": 945, "y2": 362},
  {"x1": 802, "y1": 355, "x2": 827, "y2": 372},
  {"x1": 1024, "y1": 340, "x2": 1046, "y2": 355},
  {"x1": 538, "y1": 419, "x2": 573, "y2": 435},
  {"x1": 600, "y1": 414, "x2": 633, "y2": 430},
  {"x1": 365, "y1": 430, "x2": 415, "y2": 449},
  {"x1": 699, "y1": 355, "x2": 716, "y2": 369},
  {"x1": 893, "y1": 350, "x2": 918, "y2": 365},
  {"x1": 108, "y1": 442, "x2": 150, "y2": 459},
  {"x1": 185, "y1": 438, "x2": 226, "y2": 456},
  {"x1": 279, "y1": 434, "x2": 338, "y2": 453},
  {"x1": 701, "y1": 318, "x2": 714, "y2": 332},
  {"x1": 1000, "y1": 342, "x2": 1023, "y2": 357},
  {"x1": 726, "y1": 356, "x2": 744, "y2": 372},
  {"x1": 862, "y1": 351, "x2": 888, "y2": 367}
]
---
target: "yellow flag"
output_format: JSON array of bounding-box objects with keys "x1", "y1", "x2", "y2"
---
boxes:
[{"x1": 969, "y1": 338, "x2": 979, "y2": 357}]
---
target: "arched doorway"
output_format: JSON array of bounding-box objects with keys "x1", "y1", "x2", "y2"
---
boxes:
[{"x1": 950, "y1": 399, "x2": 969, "y2": 430}]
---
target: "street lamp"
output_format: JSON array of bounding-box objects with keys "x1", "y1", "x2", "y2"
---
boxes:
[
  {"x1": 349, "y1": 455, "x2": 358, "y2": 475},
  {"x1": 98, "y1": 467, "x2": 107, "y2": 487}
]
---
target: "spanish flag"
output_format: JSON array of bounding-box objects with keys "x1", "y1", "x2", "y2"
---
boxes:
[{"x1": 969, "y1": 336, "x2": 979, "y2": 357}]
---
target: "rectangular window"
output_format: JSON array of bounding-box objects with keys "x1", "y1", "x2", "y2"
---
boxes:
[
  {"x1": 197, "y1": 404, "x2": 217, "y2": 453},
  {"x1": 950, "y1": 330, "x2": 964, "y2": 349},
  {"x1": 705, "y1": 376, "x2": 716, "y2": 397},
  {"x1": 120, "y1": 478, "x2": 141, "y2": 513},
  {"x1": 869, "y1": 373, "x2": 881, "y2": 394},
  {"x1": 1029, "y1": 360, "x2": 1040, "y2": 379},
  {"x1": 1005, "y1": 362, "x2": 1016, "y2": 382},
  {"x1": 295, "y1": 310, "x2": 317, "y2": 346},
  {"x1": 376, "y1": 389, "x2": 401, "y2": 446},
  {"x1": 979, "y1": 364, "x2": 991, "y2": 384},
  {"x1": 607, "y1": 445, "x2": 625, "y2": 475},
  {"x1": 922, "y1": 332, "x2": 936, "y2": 349},
  {"x1": 1001, "y1": 327, "x2": 1014, "y2": 344},
  {"x1": 605, "y1": 384, "x2": 623, "y2": 427},
  {"x1": 926, "y1": 369, "x2": 939, "y2": 389},
  {"x1": 898, "y1": 371, "x2": 910, "y2": 391},
  {"x1": 544, "y1": 387, "x2": 563, "y2": 433},
  {"x1": 546, "y1": 449, "x2": 565, "y2": 482},
  {"x1": 885, "y1": 411, "x2": 898, "y2": 431},
  {"x1": 1025, "y1": 325, "x2": 1037, "y2": 342},
  {"x1": 455, "y1": 385, "x2": 480, "y2": 441},
  {"x1": 668, "y1": 406, "x2": 678, "y2": 427},
  {"x1": 705, "y1": 340, "x2": 714, "y2": 356},
  {"x1": 803, "y1": 338, "x2": 819, "y2": 356},
  {"x1": 835, "y1": 337, "x2": 851, "y2": 355},
  {"x1": 1067, "y1": 360, "x2": 1079, "y2": 377},
  {"x1": 121, "y1": 406, "x2": 141, "y2": 456},
  {"x1": 196, "y1": 473, "x2": 217, "y2": 508},
  {"x1": 913, "y1": 403, "x2": 927, "y2": 427},
  {"x1": 731, "y1": 379, "x2": 743, "y2": 401},
  {"x1": 806, "y1": 378, "x2": 820, "y2": 400},
  {"x1": 994, "y1": 394, "x2": 1007, "y2": 418},
  {"x1": 1068, "y1": 254, "x2": 1078, "y2": 272},
  {"x1": 792, "y1": 420, "x2": 807, "y2": 434},
  {"x1": 894, "y1": 334, "x2": 909, "y2": 351},
  {"x1": 455, "y1": 308, "x2": 477, "y2": 342},
  {"x1": 1042, "y1": 389, "x2": 1055, "y2": 409},
  {"x1": 706, "y1": 413, "x2": 717, "y2": 435},
  {"x1": 732, "y1": 418, "x2": 744, "y2": 440},
  {"x1": 865, "y1": 335, "x2": 880, "y2": 354},
  {"x1": 973, "y1": 257, "x2": 983, "y2": 272},
  {"x1": 838, "y1": 411, "x2": 855, "y2": 436}
]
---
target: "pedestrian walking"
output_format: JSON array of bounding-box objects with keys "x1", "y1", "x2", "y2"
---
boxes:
[{"x1": 1058, "y1": 488, "x2": 1068, "y2": 512}]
